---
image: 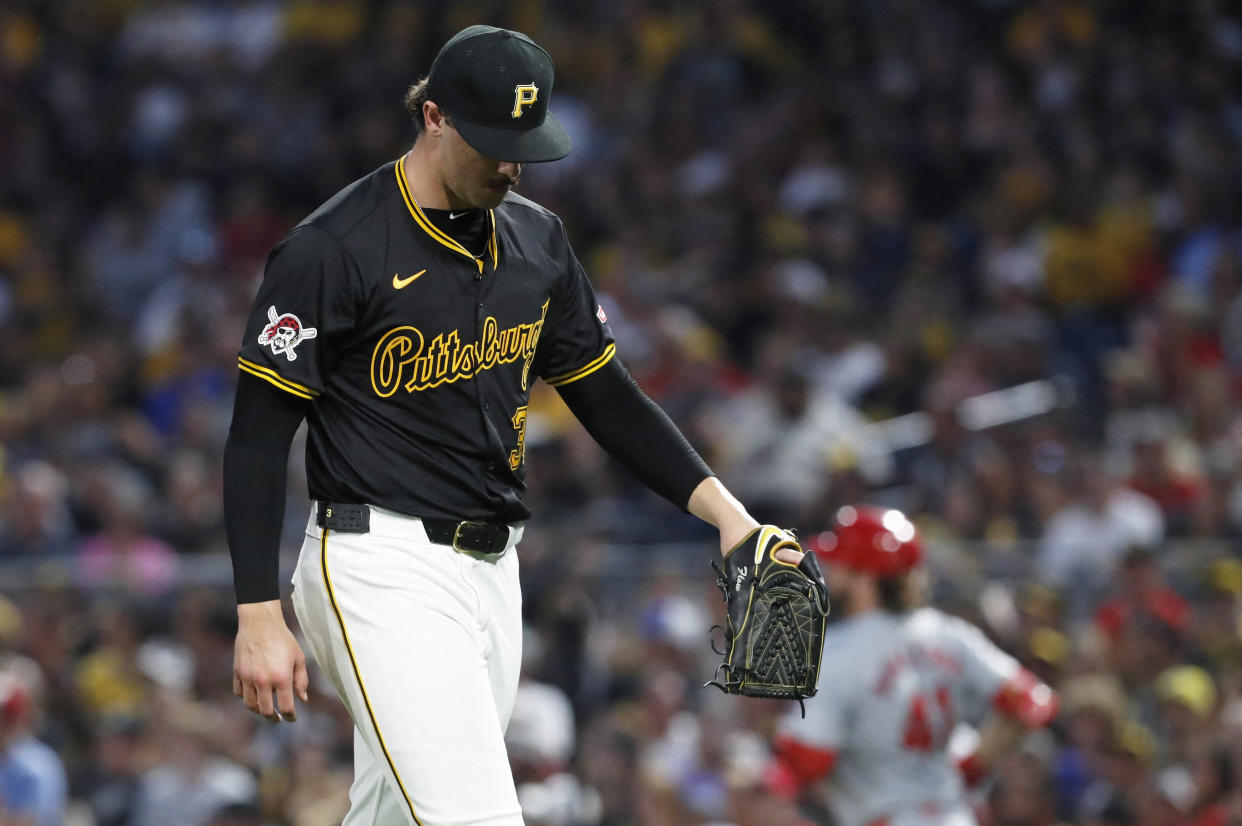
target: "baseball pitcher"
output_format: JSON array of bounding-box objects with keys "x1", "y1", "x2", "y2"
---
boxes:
[{"x1": 222, "y1": 24, "x2": 822, "y2": 826}]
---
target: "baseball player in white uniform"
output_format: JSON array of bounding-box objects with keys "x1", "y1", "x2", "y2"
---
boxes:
[{"x1": 773, "y1": 506, "x2": 1059, "y2": 826}]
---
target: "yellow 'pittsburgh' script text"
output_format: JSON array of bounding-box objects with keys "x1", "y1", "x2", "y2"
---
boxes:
[{"x1": 371, "y1": 300, "x2": 549, "y2": 397}]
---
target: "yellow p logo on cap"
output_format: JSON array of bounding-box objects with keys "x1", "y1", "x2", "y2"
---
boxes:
[{"x1": 512, "y1": 84, "x2": 538, "y2": 118}]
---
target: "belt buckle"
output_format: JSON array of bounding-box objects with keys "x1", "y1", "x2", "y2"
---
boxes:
[{"x1": 452, "y1": 520, "x2": 486, "y2": 553}]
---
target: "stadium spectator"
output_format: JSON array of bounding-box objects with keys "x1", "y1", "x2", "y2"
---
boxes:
[
  {"x1": 0, "y1": 660, "x2": 64, "y2": 826},
  {"x1": 0, "y1": 673, "x2": 35, "y2": 826}
]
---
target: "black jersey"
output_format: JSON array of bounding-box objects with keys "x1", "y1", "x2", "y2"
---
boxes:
[{"x1": 237, "y1": 157, "x2": 615, "y2": 523}]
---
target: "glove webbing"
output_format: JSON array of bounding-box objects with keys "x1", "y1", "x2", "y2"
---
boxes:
[{"x1": 706, "y1": 560, "x2": 816, "y2": 716}]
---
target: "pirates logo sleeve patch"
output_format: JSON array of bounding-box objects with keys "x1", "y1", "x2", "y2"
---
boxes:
[{"x1": 257, "y1": 306, "x2": 318, "y2": 361}]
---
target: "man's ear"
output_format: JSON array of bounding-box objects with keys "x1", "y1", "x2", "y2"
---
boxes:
[{"x1": 423, "y1": 101, "x2": 447, "y2": 137}]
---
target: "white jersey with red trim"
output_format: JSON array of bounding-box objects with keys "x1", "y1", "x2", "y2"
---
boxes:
[{"x1": 777, "y1": 607, "x2": 1030, "y2": 826}]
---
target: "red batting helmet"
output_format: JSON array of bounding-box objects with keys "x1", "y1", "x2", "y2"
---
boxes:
[{"x1": 809, "y1": 505, "x2": 922, "y2": 577}]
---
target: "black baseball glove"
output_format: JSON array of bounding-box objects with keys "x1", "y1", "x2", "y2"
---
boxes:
[{"x1": 708, "y1": 526, "x2": 830, "y2": 710}]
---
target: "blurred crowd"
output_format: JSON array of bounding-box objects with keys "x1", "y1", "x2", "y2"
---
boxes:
[{"x1": 2, "y1": 0, "x2": 1242, "y2": 823}]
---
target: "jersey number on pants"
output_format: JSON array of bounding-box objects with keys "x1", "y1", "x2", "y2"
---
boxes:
[
  {"x1": 509, "y1": 406, "x2": 528, "y2": 470},
  {"x1": 902, "y1": 685, "x2": 954, "y2": 752}
]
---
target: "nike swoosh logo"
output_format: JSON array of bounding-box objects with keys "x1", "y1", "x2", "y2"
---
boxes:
[
  {"x1": 449, "y1": 211, "x2": 469, "y2": 219},
  {"x1": 392, "y1": 270, "x2": 426, "y2": 289}
]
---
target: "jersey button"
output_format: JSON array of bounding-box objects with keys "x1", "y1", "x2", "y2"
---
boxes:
[
  {"x1": 484, "y1": 402, "x2": 491, "y2": 411},
  {"x1": 486, "y1": 461, "x2": 496, "y2": 471}
]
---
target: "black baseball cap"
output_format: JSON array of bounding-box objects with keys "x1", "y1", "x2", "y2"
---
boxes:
[{"x1": 426, "y1": 25, "x2": 571, "y2": 163}]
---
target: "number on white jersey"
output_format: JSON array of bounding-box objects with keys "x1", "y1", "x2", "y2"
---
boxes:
[{"x1": 901, "y1": 684, "x2": 954, "y2": 752}]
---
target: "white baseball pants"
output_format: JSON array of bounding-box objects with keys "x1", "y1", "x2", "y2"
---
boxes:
[{"x1": 291, "y1": 505, "x2": 525, "y2": 826}]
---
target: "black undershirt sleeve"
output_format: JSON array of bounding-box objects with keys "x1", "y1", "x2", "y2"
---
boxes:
[
  {"x1": 555, "y1": 357, "x2": 713, "y2": 511},
  {"x1": 223, "y1": 372, "x2": 310, "y2": 604}
]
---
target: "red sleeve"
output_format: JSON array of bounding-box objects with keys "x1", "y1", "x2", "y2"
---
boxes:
[
  {"x1": 992, "y1": 669, "x2": 1059, "y2": 728},
  {"x1": 956, "y1": 752, "x2": 988, "y2": 788},
  {"x1": 774, "y1": 734, "x2": 838, "y2": 787}
]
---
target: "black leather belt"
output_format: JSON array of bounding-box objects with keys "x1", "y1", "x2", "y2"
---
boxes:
[
  {"x1": 316, "y1": 502, "x2": 512, "y2": 556},
  {"x1": 421, "y1": 518, "x2": 512, "y2": 555}
]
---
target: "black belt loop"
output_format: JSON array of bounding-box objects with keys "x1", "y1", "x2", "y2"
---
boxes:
[{"x1": 317, "y1": 502, "x2": 370, "y2": 533}]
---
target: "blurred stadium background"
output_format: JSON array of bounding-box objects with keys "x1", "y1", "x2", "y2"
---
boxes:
[{"x1": 3, "y1": 0, "x2": 1242, "y2": 824}]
